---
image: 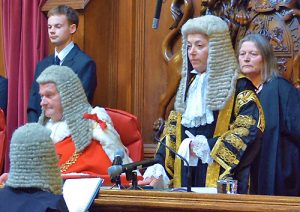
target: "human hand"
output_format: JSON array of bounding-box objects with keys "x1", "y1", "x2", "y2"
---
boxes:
[
  {"x1": 185, "y1": 130, "x2": 212, "y2": 164},
  {"x1": 0, "y1": 173, "x2": 8, "y2": 185},
  {"x1": 153, "y1": 118, "x2": 164, "y2": 132},
  {"x1": 138, "y1": 176, "x2": 164, "y2": 189},
  {"x1": 185, "y1": 130, "x2": 197, "y2": 157}
]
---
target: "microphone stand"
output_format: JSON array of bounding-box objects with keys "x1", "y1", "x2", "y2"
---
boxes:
[
  {"x1": 154, "y1": 122, "x2": 192, "y2": 192},
  {"x1": 125, "y1": 170, "x2": 142, "y2": 190},
  {"x1": 111, "y1": 175, "x2": 125, "y2": 189},
  {"x1": 110, "y1": 151, "x2": 126, "y2": 189}
]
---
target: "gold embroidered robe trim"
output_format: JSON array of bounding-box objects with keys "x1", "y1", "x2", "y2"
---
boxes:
[
  {"x1": 173, "y1": 112, "x2": 182, "y2": 187},
  {"x1": 223, "y1": 132, "x2": 247, "y2": 151},
  {"x1": 162, "y1": 111, "x2": 178, "y2": 179},
  {"x1": 158, "y1": 111, "x2": 182, "y2": 187},
  {"x1": 206, "y1": 92, "x2": 235, "y2": 187},
  {"x1": 207, "y1": 89, "x2": 265, "y2": 187},
  {"x1": 234, "y1": 90, "x2": 265, "y2": 132}
]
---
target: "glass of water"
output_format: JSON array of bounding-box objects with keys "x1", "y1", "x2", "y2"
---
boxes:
[{"x1": 217, "y1": 179, "x2": 238, "y2": 194}]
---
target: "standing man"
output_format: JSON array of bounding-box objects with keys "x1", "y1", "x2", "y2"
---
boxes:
[{"x1": 27, "y1": 4, "x2": 97, "y2": 122}]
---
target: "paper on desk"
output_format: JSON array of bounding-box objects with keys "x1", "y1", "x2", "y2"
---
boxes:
[
  {"x1": 192, "y1": 187, "x2": 217, "y2": 193},
  {"x1": 63, "y1": 177, "x2": 103, "y2": 212},
  {"x1": 171, "y1": 187, "x2": 217, "y2": 193}
]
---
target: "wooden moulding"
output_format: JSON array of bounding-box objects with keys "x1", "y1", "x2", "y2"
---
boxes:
[
  {"x1": 41, "y1": 0, "x2": 90, "y2": 12},
  {"x1": 91, "y1": 189, "x2": 300, "y2": 211}
]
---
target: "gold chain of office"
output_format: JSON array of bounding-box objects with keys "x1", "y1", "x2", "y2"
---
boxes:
[{"x1": 60, "y1": 152, "x2": 82, "y2": 173}]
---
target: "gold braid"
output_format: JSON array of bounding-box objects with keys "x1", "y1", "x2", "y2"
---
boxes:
[{"x1": 60, "y1": 152, "x2": 82, "y2": 173}]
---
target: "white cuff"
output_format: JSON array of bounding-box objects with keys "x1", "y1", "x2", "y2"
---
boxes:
[
  {"x1": 177, "y1": 138, "x2": 198, "y2": 166},
  {"x1": 143, "y1": 164, "x2": 170, "y2": 188},
  {"x1": 191, "y1": 135, "x2": 213, "y2": 164}
]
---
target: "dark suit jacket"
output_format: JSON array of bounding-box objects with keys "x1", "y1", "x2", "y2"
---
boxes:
[
  {"x1": 0, "y1": 76, "x2": 8, "y2": 115},
  {"x1": 27, "y1": 44, "x2": 97, "y2": 122},
  {"x1": 0, "y1": 186, "x2": 68, "y2": 212}
]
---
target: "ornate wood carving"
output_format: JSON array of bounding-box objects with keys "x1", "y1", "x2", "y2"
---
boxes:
[
  {"x1": 234, "y1": 0, "x2": 300, "y2": 87},
  {"x1": 199, "y1": 1, "x2": 300, "y2": 88},
  {"x1": 42, "y1": 0, "x2": 90, "y2": 11},
  {"x1": 156, "y1": 0, "x2": 300, "y2": 125}
]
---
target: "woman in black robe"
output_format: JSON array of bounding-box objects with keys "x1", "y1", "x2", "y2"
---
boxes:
[{"x1": 238, "y1": 33, "x2": 300, "y2": 196}]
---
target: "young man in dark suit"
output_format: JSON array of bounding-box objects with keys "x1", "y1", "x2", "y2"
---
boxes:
[{"x1": 27, "y1": 5, "x2": 97, "y2": 122}]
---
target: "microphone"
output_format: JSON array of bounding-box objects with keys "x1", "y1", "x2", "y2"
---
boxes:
[
  {"x1": 154, "y1": 122, "x2": 192, "y2": 192},
  {"x1": 112, "y1": 149, "x2": 124, "y2": 166},
  {"x1": 108, "y1": 158, "x2": 159, "y2": 178},
  {"x1": 152, "y1": 0, "x2": 163, "y2": 29},
  {"x1": 110, "y1": 149, "x2": 124, "y2": 185}
]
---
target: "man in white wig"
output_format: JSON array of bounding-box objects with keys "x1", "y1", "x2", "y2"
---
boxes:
[
  {"x1": 140, "y1": 15, "x2": 265, "y2": 194},
  {"x1": 37, "y1": 65, "x2": 132, "y2": 177}
]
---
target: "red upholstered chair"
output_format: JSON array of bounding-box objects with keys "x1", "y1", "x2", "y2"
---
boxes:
[
  {"x1": 101, "y1": 108, "x2": 144, "y2": 186},
  {"x1": 105, "y1": 108, "x2": 144, "y2": 162},
  {"x1": 0, "y1": 109, "x2": 6, "y2": 174}
]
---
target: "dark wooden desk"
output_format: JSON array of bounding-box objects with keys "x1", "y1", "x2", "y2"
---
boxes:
[{"x1": 91, "y1": 189, "x2": 300, "y2": 211}]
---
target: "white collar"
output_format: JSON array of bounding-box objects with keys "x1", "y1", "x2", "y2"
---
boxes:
[{"x1": 55, "y1": 42, "x2": 74, "y2": 63}]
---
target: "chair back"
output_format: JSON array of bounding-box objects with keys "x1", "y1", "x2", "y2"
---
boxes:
[{"x1": 105, "y1": 108, "x2": 144, "y2": 162}]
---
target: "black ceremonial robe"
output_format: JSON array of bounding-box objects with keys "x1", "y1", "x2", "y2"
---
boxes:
[
  {"x1": 250, "y1": 76, "x2": 300, "y2": 196},
  {"x1": 155, "y1": 77, "x2": 265, "y2": 194}
]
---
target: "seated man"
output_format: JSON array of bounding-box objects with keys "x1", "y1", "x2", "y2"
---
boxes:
[
  {"x1": 0, "y1": 123, "x2": 68, "y2": 211},
  {"x1": 36, "y1": 65, "x2": 132, "y2": 176}
]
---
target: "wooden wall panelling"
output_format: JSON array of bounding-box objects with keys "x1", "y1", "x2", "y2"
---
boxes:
[
  {"x1": 84, "y1": 0, "x2": 117, "y2": 107},
  {"x1": 116, "y1": 0, "x2": 134, "y2": 112},
  {"x1": 85, "y1": 0, "x2": 135, "y2": 113},
  {"x1": 143, "y1": 0, "x2": 175, "y2": 148},
  {"x1": 142, "y1": 0, "x2": 173, "y2": 156},
  {"x1": 132, "y1": 0, "x2": 145, "y2": 121},
  {"x1": 73, "y1": 14, "x2": 84, "y2": 51}
]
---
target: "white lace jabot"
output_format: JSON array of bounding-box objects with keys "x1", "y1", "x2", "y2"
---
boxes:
[
  {"x1": 181, "y1": 71, "x2": 214, "y2": 127},
  {"x1": 45, "y1": 119, "x2": 70, "y2": 144}
]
